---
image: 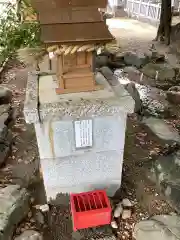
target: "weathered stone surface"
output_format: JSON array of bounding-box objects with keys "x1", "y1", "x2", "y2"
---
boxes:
[
  {"x1": 0, "y1": 141, "x2": 11, "y2": 166},
  {"x1": 11, "y1": 157, "x2": 39, "y2": 187},
  {"x1": 124, "y1": 51, "x2": 149, "y2": 68},
  {"x1": 123, "y1": 66, "x2": 141, "y2": 76},
  {"x1": 24, "y1": 72, "x2": 134, "y2": 124},
  {"x1": 122, "y1": 198, "x2": 132, "y2": 207},
  {"x1": 0, "y1": 128, "x2": 12, "y2": 166},
  {"x1": 95, "y1": 55, "x2": 109, "y2": 69},
  {"x1": 0, "y1": 104, "x2": 11, "y2": 143},
  {"x1": 100, "y1": 66, "x2": 120, "y2": 86},
  {"x1": 114, "y1": 203, "x2": 123, "y2": 218},
  {"x1": 15, "y1": 230, "x2": 43, "y2": 240},
  {"x1": 0, "y1": 104, "x2": 10, "y2": 118},
  {"x1": 0, "y1": 86, "x2": 12, "y2": 104},
  {"x1": 143, "y1": 117, "x2": 180, "y2": 142},
  {"x1": 0, "y1": 105, "x2": 10, "y2": 126},
  {"x1": 150, "y1": 150, "x2": 180, "y2": 211},
  {"x1": 124, "y1": 82, "x2": 142, "y2": 114},
  {"x1": 142, "y1": 63, "x2": 175, "y2": 81},
  {"x1": 167, "y1": 86, "x2": 180, "y2": 104},
  {"x1": 0, "y1": 185, "x2": 30, "y2": 240},
  {"x1": 133, "y1": 215, "x2": 180, "y2": 240},
  {"x1": 95, "y1": 54, "x2": 125, "y2": 69},
  {"x1": 0, "y1": 124, "x2": 8, "y2": 142},
  {"x1": 136, "y1": 84, "x2": 171, "y2": 118}
]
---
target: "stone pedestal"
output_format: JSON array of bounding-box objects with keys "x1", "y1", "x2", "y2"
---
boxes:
[{"x1": 24, "y1": 71, "x2": 134, "y2": 202}]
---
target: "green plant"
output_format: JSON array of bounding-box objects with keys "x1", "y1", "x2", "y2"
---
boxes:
[{"x1": 0, "y1": 1, "x2": 42, "y2": 60}]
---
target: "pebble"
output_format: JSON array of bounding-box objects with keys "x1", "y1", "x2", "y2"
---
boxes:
[
  {"x1": 34, "y1": 204, "x2": 49, "y2": 212},
  {"x1": 111, "y1": 220, "x2": 118, "y2": 229},
  {"x1": 122, "y1": 209, "x2": 132, "y2": 220},
  {"x1": 122, "y1": 198, "x2": 133, "y2": 207},
  {"x1": 114, "y1": 203, "x2": 123, "y2": 218},
  {"x1": 39, "y1": 204, "x2": 49, "y2": 212}
]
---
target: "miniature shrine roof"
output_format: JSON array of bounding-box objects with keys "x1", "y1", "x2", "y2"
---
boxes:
[
  {"x1": 32, "y1": 0, "x2": 113, "y2": 44},
  {"x1": 41, "y1": 23, "x2": 113, "y2": 44},
  {"x1": 32, "y1": 0, "x2": 107, "y2": 10}
]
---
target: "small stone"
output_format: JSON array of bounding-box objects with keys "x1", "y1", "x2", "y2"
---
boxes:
[
  {"x1": 114, "y1": 203, "x2": 123, "y2": 218},
  {"x1": 122, "y1": 198, "x2": 132, "y2": 207},
  {"x1": 18, "y1": 159, "x2": 23, "y2": 163},
  {"x1": 14, "y1": 230, "x2": 43, "y2": 240},
  {"x1": 39, "y1": 204, "x2": 49, "y2": 212},
  {"x1": 122, "y1": 209, "x2": 132, "y2": 220},
  {"x1": 111, "y1": 220, "x2": 118, "y2": 229},
  {"x1": 30, "y1": 218, "x2": 36, "y2": 223}
]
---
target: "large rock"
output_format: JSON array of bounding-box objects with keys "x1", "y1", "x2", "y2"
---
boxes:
[
  {"x1": 0, "y1": 185, "x2": 30, "y2": 240},
  {"x1": 95, "y1": 54, "x2": 125, "y2": 69},
  {"x1": 123, "y1": 51, "x2": 149, "y2": 68},
  {"x1": 134, "y1": 215, "x2": 180, "y2": 240},
  {"x1": 0, "y1": 104, "x2": 13, "y2": 166},
  {"x1": 0, "y1": 87, "x2": 12, "y2": 105},
  {"x1": 167, "y1": 86, "x2": 180, "y2": 104},
  {"x1": 0, "y1": 106, "x2": 12, "y2": 166},
  {"x1": 143, "y1": 117, "x2": 180, "y2": 143},
  {"x1": 150, "y1": 150, "x2": 180, "y2": 211},
  {"x1": 141, "y1": 63, "x2": 176, "y2": 83},
  {"x1": 0, "y1": 138, "x2": 11, "y2": 166},
  {"x1": 15, "y1": 230, "x2": 43, "y2": 240}
]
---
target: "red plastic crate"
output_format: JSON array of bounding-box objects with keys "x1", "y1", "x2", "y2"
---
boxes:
[{"x1": 70, "y1": 190, "x2": 112, "y2": 231}]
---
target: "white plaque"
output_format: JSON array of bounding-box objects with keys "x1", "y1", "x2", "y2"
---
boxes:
[{"x1": 74, "y1": 119, "x2": 93, "y2": 148}]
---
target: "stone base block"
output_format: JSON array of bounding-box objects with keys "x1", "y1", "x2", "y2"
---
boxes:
[{"x1": 40, "y1": 150, "x2": 123, "y2": 201}]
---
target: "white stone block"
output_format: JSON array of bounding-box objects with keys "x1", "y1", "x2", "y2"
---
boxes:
[
  {"x1": 35, "y1": 115, "x2": 127, "y2": 159},
  {"x1": 40, "y1": 151, "x2": 123, "y2": 201},
  {"x1": 24, "y1": 71, "x2": 135, "y2": 201}
]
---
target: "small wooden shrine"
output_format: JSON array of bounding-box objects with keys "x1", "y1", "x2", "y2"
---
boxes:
[{"x1": 32, "y1": 0, "x2": 114, "y2": 94}]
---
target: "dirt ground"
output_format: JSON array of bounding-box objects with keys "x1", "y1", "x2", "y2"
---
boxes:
[{"x1": 0, "y1": 18, "x2": 179, "y2": 239}]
